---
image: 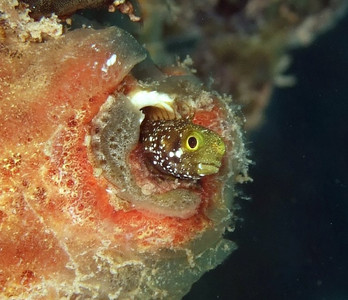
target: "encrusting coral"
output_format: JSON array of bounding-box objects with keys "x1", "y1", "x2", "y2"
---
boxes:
[{"x1": 0, "y1": 2, "x2": 249, "y2": 298}]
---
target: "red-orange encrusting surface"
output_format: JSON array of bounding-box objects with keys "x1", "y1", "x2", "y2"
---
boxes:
[
  {"x1": 0, "y1": 29, "x2": 224, "y2": 293},
  {"x1": 193, "y1": 101, "x2": 227, "y2": 135}
]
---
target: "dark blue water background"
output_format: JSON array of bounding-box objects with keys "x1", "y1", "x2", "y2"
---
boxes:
[{"x1": 185, "y1": 11, "x2": 348, "y2": 300}]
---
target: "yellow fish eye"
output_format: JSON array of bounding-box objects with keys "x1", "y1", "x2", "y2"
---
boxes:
[{"x1": 185, "y1": 132, "x2": 202, "y2": 151}]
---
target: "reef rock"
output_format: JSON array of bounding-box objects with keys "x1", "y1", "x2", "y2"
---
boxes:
[{"x1": 0, "y1": 19, "x2": 249, "y2": 299}]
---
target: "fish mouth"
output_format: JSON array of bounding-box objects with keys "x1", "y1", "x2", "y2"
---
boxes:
[{"x1": 197, "y1": 162, "x2": 221, "y2": 176}]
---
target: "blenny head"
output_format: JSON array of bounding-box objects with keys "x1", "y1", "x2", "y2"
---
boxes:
[{"x1": 140, "y1": 118, "x2": 225, "y2": 179}]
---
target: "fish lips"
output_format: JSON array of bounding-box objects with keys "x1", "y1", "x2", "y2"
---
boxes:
[{"x1": 197, "y1": 161, "x2": 222, "y2": 176}]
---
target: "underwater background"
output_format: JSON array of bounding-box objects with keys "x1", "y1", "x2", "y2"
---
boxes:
[{"x1": 185, "y1": 9, "x2": 348, "y2": 300}]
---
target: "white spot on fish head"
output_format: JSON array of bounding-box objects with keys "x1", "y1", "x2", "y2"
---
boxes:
[{"x1": 175, "y1": 149, "x2": 183, "y2": 158}]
